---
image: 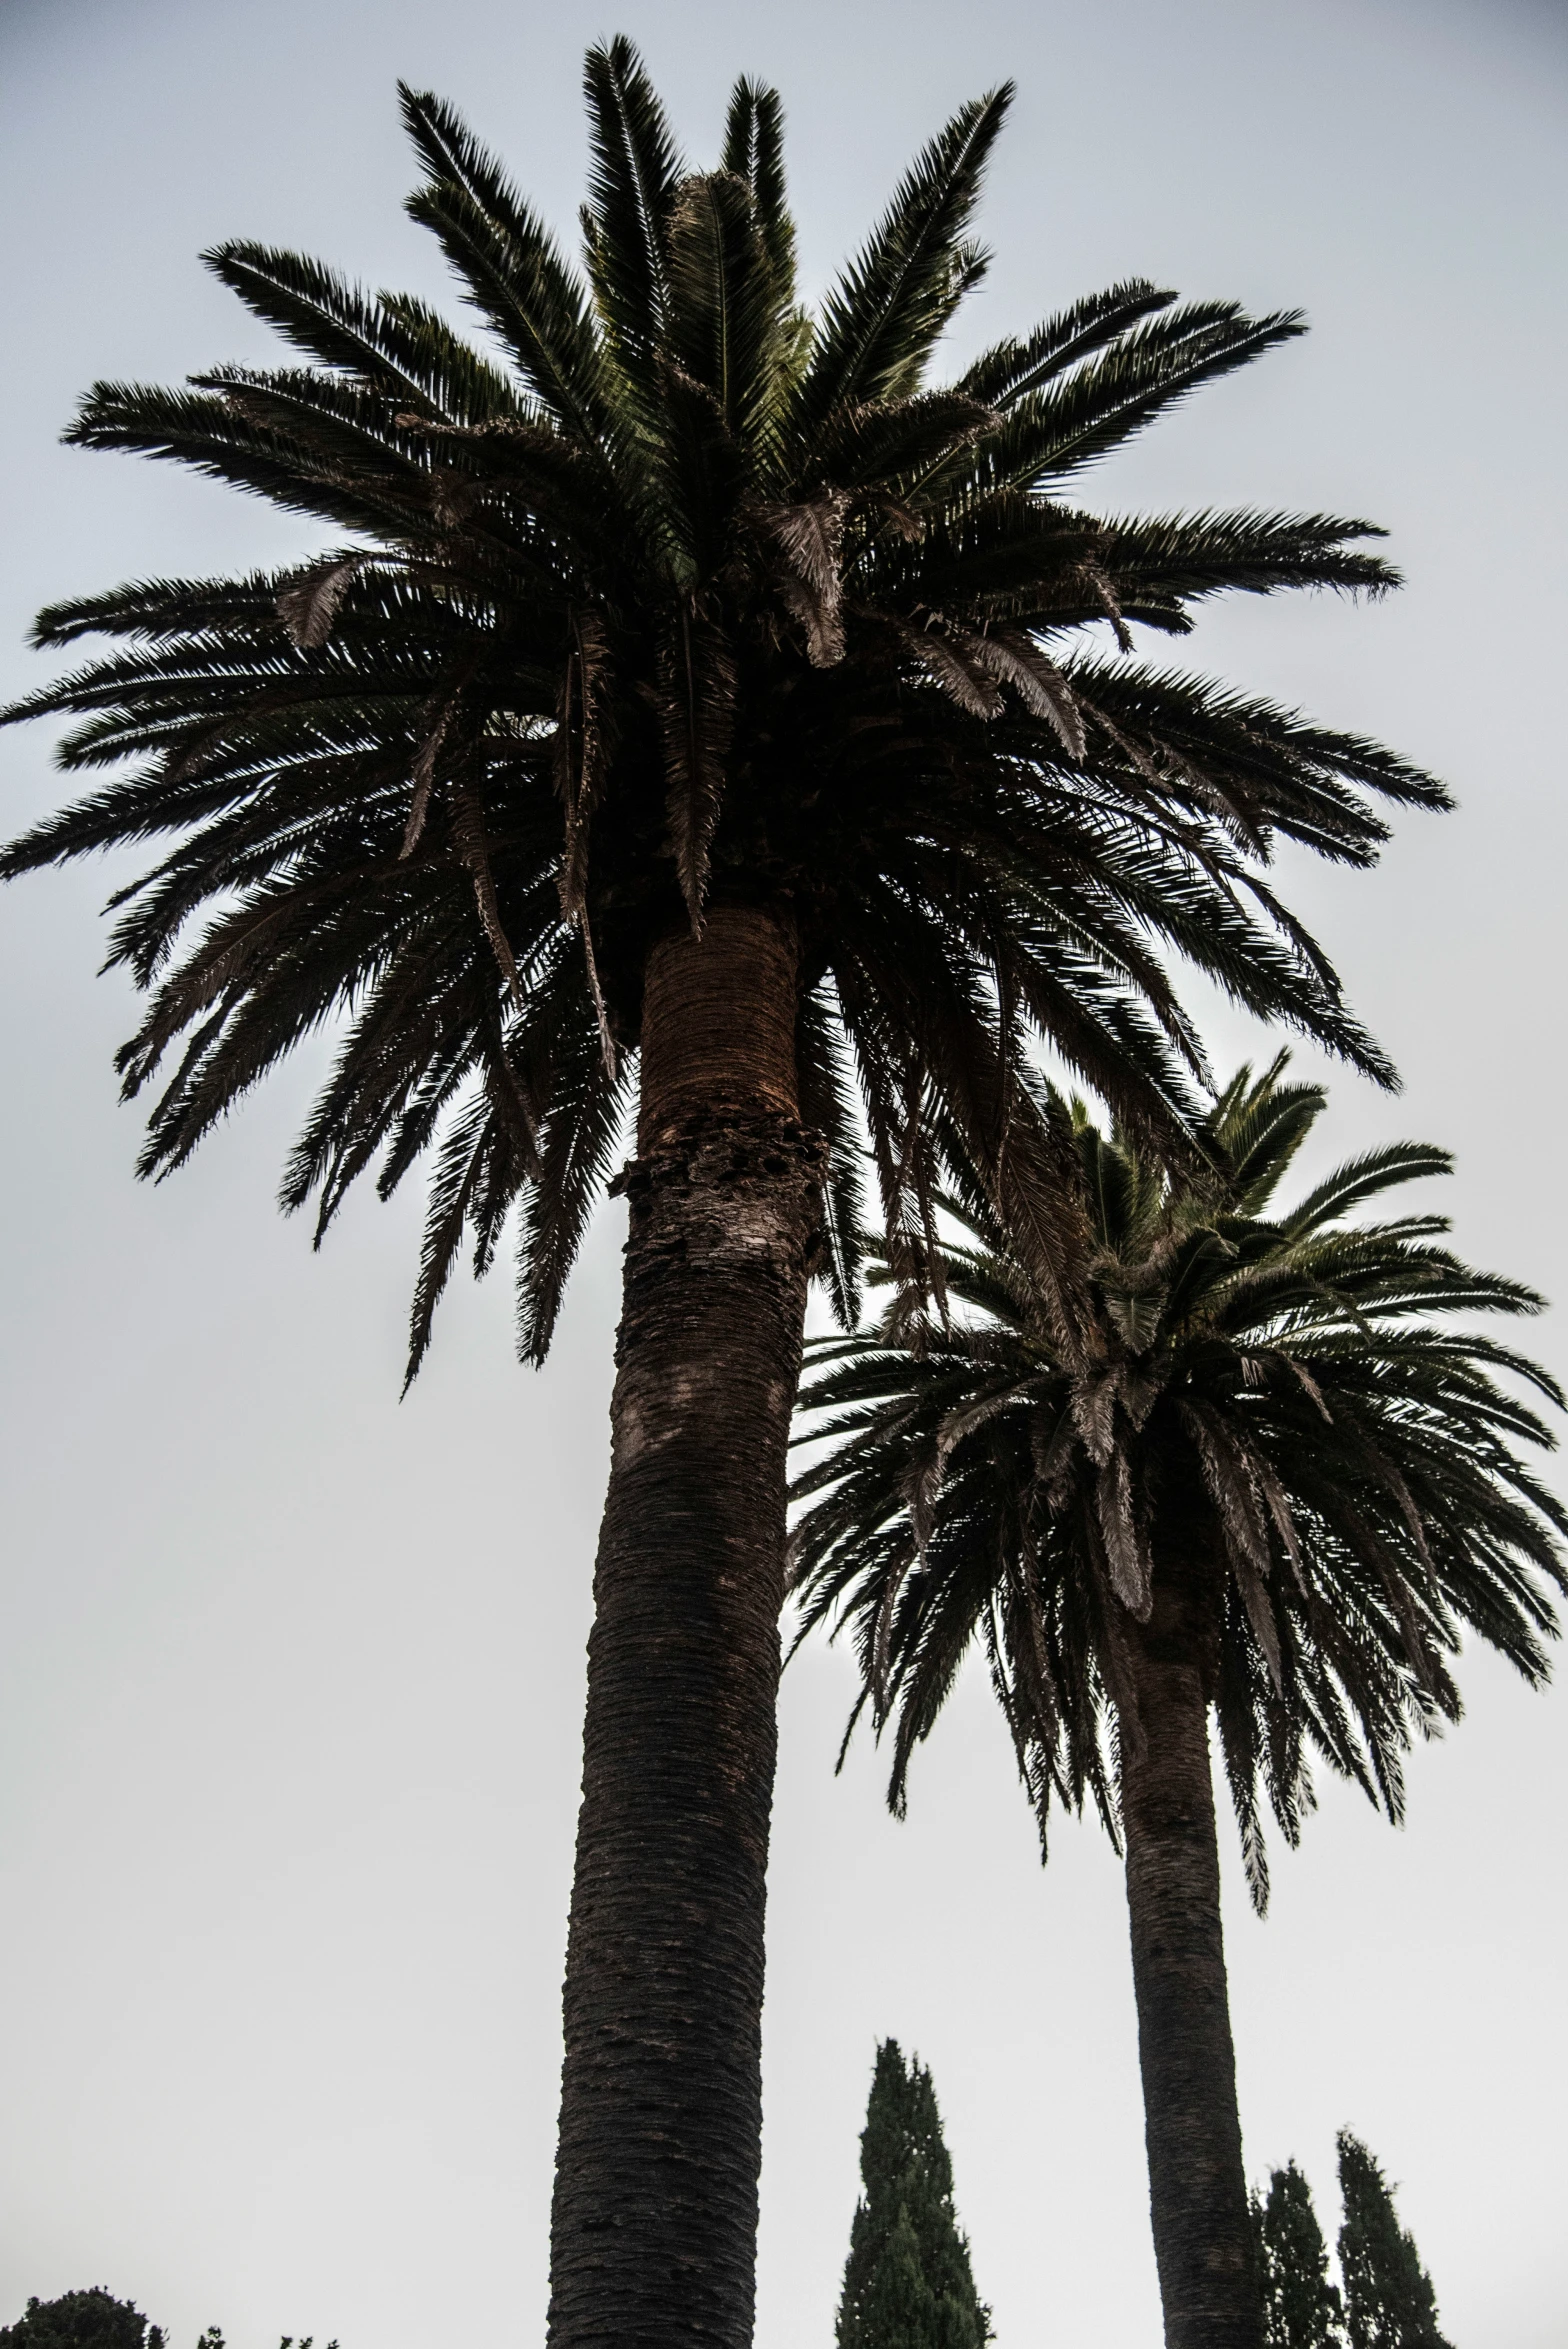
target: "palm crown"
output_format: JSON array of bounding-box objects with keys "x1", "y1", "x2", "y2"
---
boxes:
[
  {"x1": 790, "y1": 1059, "x2": 1567, "y2": 1906},
  {"x1": 1, "y1": 43, "x2": 1443, "y2": 1377}
]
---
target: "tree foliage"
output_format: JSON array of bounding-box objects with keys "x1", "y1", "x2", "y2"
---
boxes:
[
  {"x1": 2, "y1": 43, "x2": 1442, "y2": 1380},
  {"x1": 0, "y1": 2296, "x2": 163, "y2": 2349},
  {"x1": 837, "y1": 2040, "x2": 991, "y2": 2349},
  {"x1": 1253, "y1": 2162, "x2": 1347, "y2": 2347},
  {"x1": 1337, "y1": 2133, "x2": 1452, "y2": 2349},
  {"x1": 791, "y1": 1057, "x2": 1566, "y2": 1904},
  {"x1": 0, "y1": 2302, "x2": 319, "y2": 2349}
]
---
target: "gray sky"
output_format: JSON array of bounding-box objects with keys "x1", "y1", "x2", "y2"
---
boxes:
[{"x1": 1, "y1": 1, "x2": 1564, "y2": 2343}]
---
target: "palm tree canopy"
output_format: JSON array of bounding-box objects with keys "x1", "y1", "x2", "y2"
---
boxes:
[
  {"x1": 2, "y1": 42, "x2": 1446, "y2": 1377},
  {"x1": 790, "y1": 1058, "x2": 1567, "y2": 1907}
]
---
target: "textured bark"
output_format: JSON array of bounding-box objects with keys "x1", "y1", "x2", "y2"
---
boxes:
[
  {"x1": 547, "y1": 907, "x2": 823, "y2": 2349},
  {"x1": 1119, "y1": 1601, "x2": 1264, "y2": 2349}
]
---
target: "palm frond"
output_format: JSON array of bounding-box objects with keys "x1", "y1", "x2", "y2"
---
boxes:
[
  {"x1": 581, "y1": 37, "x2": 685, "y2": 378},
  {"x1": 796, "y1": 86, "x2": 1012, "y2": 426},
  {"x1": 399, "y1": 85, "x2": 606, "y2": 449}
]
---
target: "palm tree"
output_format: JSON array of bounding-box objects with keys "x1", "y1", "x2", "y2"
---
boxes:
[
  {"x1": 790, "y1": 1061, "x2": 1566, "y2": 2349},
  {"x1": 1, "y1": 43, "x2": 1445, "y2": 2346}
]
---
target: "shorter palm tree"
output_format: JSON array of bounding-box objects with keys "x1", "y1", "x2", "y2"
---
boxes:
[{"x1": 790, "y1": 1060, "x2": 1565, "y2": 2349}]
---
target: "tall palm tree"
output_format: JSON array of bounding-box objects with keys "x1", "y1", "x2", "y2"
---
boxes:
[
  {"x1": 1, "y1": 43, "x2": 1445, "y2": 2346},
  {"x1": 791, "y1": 1062, "x2": 1565, "y2": 2349}
]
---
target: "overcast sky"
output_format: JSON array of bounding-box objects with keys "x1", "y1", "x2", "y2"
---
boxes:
[{"x1": 1, "y1": 1, "x2": 1565, "y2": 2344}]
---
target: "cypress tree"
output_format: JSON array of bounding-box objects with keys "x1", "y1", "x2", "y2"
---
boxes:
[
  {"x1": 837, "y1": 2041, "x2": 991, "y2": 2349},
  {"x1": 1252, "y1": 2162, "x2": 1346, "y2": 2348},
  {"x1": 1337, "y1": 2133, "x2": 1452, "y2": 2349}
]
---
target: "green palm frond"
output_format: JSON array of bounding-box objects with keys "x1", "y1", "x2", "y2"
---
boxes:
[
  {"x1": 399, "y1": 85, "x2": 606, "y2": 449},
  {"x1": 720, "y1": 77, "x2": 797, "y2": 317},
  {"x1": 795, "y1": 86, "x2": 1012, "y2": 427},
  {"x1": 581, "y1": 38, "x2": 685, "y2": 386},
  {"x1": 978, "y1": 301, "x2": 1308, "y2": 493},
  {"x1": 959, "y1": 280, "x2": 1176, "y2": 408},
  {"x1": 205, "y1": 243, "x2": 526, "y2": 425},
  {"x1": 663, "y1": 171, "x2": 783, "y2": 444}
]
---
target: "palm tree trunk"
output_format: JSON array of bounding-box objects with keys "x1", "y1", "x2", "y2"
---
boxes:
[
  {"x1": 546, "y1": 906, "x2": 823, "y2": 2349},
  {"x1": 1119, "y1": 1622, "x2": 1263, "y2": 2349}
]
